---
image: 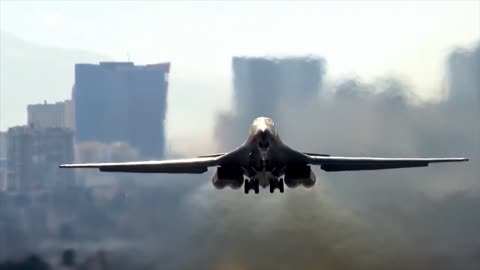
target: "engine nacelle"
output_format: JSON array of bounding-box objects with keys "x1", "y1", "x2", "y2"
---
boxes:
[
  {"x1": 212, "y1": 166, "x2": 244, "y2": 190},
  {"x1": 284, "y1": 165, "x2": 316, "y2": 188}
]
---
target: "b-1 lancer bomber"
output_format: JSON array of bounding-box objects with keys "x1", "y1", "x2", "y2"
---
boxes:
[{"x1": 61, "y1": 117, "x2": 468, "y2": 194}]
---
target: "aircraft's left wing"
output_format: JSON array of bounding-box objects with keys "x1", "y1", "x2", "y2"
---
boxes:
[
  {"x1": 60, "y1": 156, "x2": 221, "y2": 174},
  {"x1": 307, "y1": 155, "x2": 468, "y2": 171}
]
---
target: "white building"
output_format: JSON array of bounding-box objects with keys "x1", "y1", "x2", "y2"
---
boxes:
[{"x1": 27, "y1": 100, "x2": 74, "y2": 130}]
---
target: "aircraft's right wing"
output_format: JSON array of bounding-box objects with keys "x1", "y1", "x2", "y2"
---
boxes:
[
  {"x1": 307, "y1": 155, "x2": 469, "y2": 171},
  {"x1": 60, "y1": 156, "x2": 221, "y2": 174}
]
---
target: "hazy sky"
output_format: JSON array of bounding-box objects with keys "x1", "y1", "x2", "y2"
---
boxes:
[
  {"x1": 0, "y1": 1, "x2": 479, "y2": 151},
  {"x1": 2, "y1": 1, "x2": 478, "y2": 86}
]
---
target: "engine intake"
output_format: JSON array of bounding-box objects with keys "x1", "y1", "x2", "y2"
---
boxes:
[
  {"x1": 212, "y1": 166, "x2": 244, "y2": 189},
  {"x1": 284, "y1": 165, "x2": 316, "y2": 188}
]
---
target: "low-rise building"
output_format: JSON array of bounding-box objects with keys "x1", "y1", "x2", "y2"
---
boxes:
[{"x1": 7, "y1": 126, "x2": 74, "y2": 192}]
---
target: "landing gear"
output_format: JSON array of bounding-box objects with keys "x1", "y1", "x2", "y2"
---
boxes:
[
  {"x1": 244, "y1": 177, "x2": 283, "y2": 194},
  {"x1": 279, "y1": 179, "x2": 284, "y2": 193},
  {"x1": 244, "y1": 179, "x2": 259, "y2": 194},
  {"x1": 269, "y1": 178, "x2": 284, "y2": 193}
]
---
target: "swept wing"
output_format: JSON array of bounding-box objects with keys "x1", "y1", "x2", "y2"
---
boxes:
[
  {"x1": 60, "y1": 156, "x2": 221, "y2": 174},
  {"x1": 307, "y1": 155, "x2": 468, "y2": 171}
]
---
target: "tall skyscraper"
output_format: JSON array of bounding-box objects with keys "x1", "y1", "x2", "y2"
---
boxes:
[
  {"x1": 0, "y1": 132, "x2": 6, "y2": 191},
  {"x1": 27, "y1": 100, "x2": 74, "y2": 130},
  {"x1": 232, "y1": 56, "x2": 325, "y2": 120},
  {"x1": 447, "y1": 45, "x2": 480, "y2": 105},
  {"x1": 6, "y1": 126, "x2": 74, "y2": 192},
  {"x1": 74, "y1": 62, "x2": 170, "y2": 158},
  {"x1": 216, "y1": 56, "x2": 326, "y2": 150}
]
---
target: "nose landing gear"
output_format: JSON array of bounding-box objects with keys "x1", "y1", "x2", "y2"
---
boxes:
[
  {"x1": 244, "y1": 179, "x2": 260, "y2": 194},
  {"x1": 269, "y1": 178, "x2": 284, "y2": 193}
]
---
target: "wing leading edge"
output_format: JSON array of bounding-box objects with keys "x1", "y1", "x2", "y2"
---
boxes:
[
  {"x1": 59, "y1": 156, "x2": 221, "y2": 174},
  {"x1": 307, "y1": 155, "x2": 469, "y2": 171}
]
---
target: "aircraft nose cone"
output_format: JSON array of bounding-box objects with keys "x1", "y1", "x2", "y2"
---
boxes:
[{"x1": 258, "y1": 126, "x2": 270, "y2": 137}]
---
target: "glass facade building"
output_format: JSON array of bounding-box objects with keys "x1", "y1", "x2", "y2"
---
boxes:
[{"x1": 74, "y1": 62, "x2": 170, "y2": 158}]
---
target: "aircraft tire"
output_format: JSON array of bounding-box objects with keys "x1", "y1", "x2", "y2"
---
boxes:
[
  {"x1": 254, "y1": 179, "x2": 259, "y2": 194},
  {"x1": 269, "y1": 179, "x2": 275, "y2": 193},
  {"x1": 244, "y1": 179, "x2": 250, "y2": 194},
  {"x1": 279, "y1": 179, "x2": 285, "y2": 193}
]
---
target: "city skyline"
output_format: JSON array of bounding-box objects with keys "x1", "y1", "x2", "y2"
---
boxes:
[
  {"x1": 0, "y1": 2, "x2": 479, "y2": 267},
  {"x1": 1, "y1": 1, "x2": 479, "y2": 154}
]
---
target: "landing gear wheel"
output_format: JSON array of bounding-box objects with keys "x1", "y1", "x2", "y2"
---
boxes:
[
  {"x1": 269, "y1": 179, "x2": 275, "y2": 193},
  {"x1": 278, "y1": 179, "x2": 285, "y2": 193},
  {"x1": 254, "y1": 179, "x2": 260, "y2": 194},
  {"x1": 244, "y1": 179, "x2": 250, "y2": 194}
]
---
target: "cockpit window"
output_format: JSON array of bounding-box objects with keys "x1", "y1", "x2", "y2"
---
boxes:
[
  {"x1": 253, "y1": 117, "x2": 274, "y2": 127},
  {"x1": 264, "y1": 118, "x2": 274, "y2": 126},
  {"x1": 250, "y1": 117, "x2": 277, "y2": 136}
]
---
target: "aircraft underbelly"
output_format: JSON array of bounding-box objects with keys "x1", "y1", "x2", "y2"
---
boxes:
[{"x1": 254, "y1": 170, "x2": 274, "y2": 187}]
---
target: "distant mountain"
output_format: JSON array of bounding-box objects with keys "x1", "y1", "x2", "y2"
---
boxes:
[{"x1": 0, "y1": 32, "x2": 112, "y2": 130}]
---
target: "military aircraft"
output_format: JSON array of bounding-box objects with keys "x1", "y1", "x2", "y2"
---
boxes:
[{"x1": 61, "y1": 117, "x2": 468, "y2": 194}]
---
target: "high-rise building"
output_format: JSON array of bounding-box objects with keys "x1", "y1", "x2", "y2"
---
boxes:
[
  {"x1": 6, "y1": 126, "x2": 74, "y2": 192},
  {"x1": 0, "y1": 132, "x2": 6, "y2": 160},
  {"x1": 447, "y1": 45, "x2": 480, "y2": 105},
  {"x1": 232, "y1": 56, "x2": 325, "y2": 119},
  {"x1": 215, "y1": 56, "x2": 326, "y2": 150},
  {"x1": 0, "y1": 132, "x2": 7, "y2": 191},
  {"x1": 27, "y1": 100, "x2": 74, "y2": 130},
  {"x1": 74, "y1": 62, "x2": 170, "y2": 158}
]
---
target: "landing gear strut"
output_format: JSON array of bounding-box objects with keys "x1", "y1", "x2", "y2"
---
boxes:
[
  {"x1": 269, "y1": 178, "x2": 284, "y2": 193},
  {"x1": 244, "y1": 179, "x2": 259, "y2": 194}
]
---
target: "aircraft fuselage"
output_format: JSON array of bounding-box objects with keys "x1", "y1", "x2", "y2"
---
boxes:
[{"x1": 213, "y1": 117, "x2": 314, "y2": 193}]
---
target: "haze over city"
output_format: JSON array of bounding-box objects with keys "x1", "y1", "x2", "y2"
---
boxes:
[
  {"x1": 1, "y1": 1, "x2": 478, "y2": 153},
  {"x1": 0, "y1": 1, "x2": 479, "y2": 270}
]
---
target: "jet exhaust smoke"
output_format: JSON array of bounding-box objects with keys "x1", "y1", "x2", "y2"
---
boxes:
[
  {"x1": 205, "y1": 48, "x2": 479, "y2": 269},
  {"x1": 2, "y1": 46, "x2": 479, "y2": 270}
]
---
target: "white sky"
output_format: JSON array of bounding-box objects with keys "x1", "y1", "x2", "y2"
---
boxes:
[
  {"x1": 1, "y1": 0, "x2": 479, "y2": 153},
  {"x1": 2, "y1": 1, "x2": 479, "y2": 84}
]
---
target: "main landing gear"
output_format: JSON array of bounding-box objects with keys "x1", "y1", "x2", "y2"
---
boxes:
[
  {"x1": 244, "y1": 179, "x2": 259, "y2": 194},
  {"x1": 269, "y1": 178, "x2": 284, "y2": 193},
  {"x1": 244, "y1": 178, "x2": 284, "y2": 194}
]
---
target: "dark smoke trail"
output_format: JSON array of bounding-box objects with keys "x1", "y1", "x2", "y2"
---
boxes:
[
  {"x1": 201, "y1": 45, "x2": 479, "y2": 270},
  {"x1": 4, "y1": 46, "x2": 478, "y2": 270}
]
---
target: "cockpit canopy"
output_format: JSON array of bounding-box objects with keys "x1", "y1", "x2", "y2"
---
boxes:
[
  {"x1": 250, "y1": 117, "x2": 277, "y2": 136},
  {"x1": 253, "y1": 117, "x2": 274, "y2": 126}
]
